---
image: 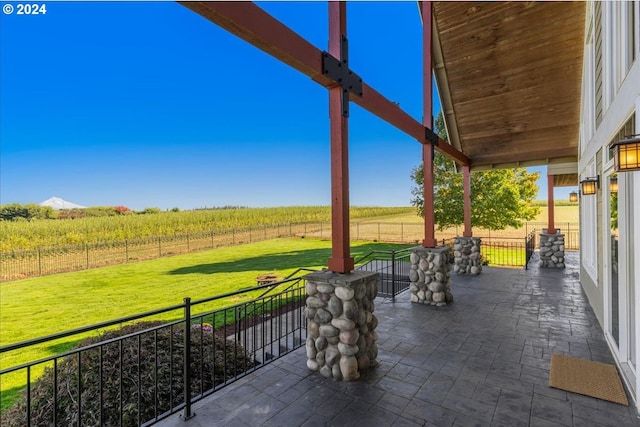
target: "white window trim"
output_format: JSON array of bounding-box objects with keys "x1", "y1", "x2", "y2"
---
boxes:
[{"x1": 581, "y1": 160, "x2": 598, "y2": 282}]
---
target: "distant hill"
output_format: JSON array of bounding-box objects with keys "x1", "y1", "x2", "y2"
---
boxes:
[{"x1": 39, "y1": 197, "x2": 86, "y2": 210}]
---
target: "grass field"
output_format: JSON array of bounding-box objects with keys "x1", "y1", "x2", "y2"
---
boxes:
[
  {"x1": 360, "y1": 205, "x2": 578, "y2": 225},
  {"x1": 0, "y1": 238, "x2": 410, "y2": 408},
  {"x1": 352, "y1": 205, "x2": 579, "y2": 241}
]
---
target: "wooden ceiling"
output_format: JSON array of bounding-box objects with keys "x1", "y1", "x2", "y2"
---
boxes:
[{"x1": 432, "y1": 1, "x2": 586, "y2": 171}]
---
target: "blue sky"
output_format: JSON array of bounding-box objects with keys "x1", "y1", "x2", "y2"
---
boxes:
[{"x1": 0, "y1": 2, "x2": 572, "y2": 210}]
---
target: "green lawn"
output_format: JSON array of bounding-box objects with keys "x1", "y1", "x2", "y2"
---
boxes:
[
  {"x1": 482, "y1": 247, "x2": 526, "y2": 267},
  {"x1": 0, "y1": 238, "x2": 411, "y2": 407}
]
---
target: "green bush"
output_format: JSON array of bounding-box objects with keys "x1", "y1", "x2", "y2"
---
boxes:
[{"x1": 2, "y1": 321, "x2": 255, "y2": 427}]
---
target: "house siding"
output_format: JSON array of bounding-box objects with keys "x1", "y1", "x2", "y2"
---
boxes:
[{"x1": 579, "y1": 0, "x2": 640, "y2": 408}]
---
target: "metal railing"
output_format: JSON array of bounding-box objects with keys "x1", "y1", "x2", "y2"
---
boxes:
[
  {"x1": 525, "y1": 222, "x2": 579, "y2": 250},
  {"x1": 0, "y1": 269, "x2": 313, "y2": 426},
  {"x1": 354, "y1": 248, "x2": 413, "y2": 300},
  {"x1": 525, "y1": 231, "x2": 536, "y2": 269},
  {"x1": 479, "y1": 236, "x2": 529, "y2": 268}
]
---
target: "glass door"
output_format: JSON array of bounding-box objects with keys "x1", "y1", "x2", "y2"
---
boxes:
[{"x1": 609, "y1": 173, "x2": 620, "y2": 346}]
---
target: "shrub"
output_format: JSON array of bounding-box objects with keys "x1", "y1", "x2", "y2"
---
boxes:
[{"x1": 2, "y1": 321, "x2": 256, "y2": 427}]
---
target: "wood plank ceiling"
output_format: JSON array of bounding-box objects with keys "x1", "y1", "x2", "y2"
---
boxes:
[{"x1": 432, "y1": 1, "x2": 586, "y2": 171}]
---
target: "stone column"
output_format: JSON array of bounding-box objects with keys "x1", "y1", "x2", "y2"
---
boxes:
[
  {"x1": 539, "y1": 229, "x2": 565, "y2": 268},
  {"x1": 453, "y1": 237, "x2": 482, "y2": 275},
  {"x1": 409, "y1": 246, "x2": 453, "y2": 305},
  {"x1": 304, "y1": 270, "x2": 378, "y2": 381}
]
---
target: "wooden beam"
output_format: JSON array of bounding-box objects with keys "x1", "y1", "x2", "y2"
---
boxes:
[
  {"x1": 179, "y1": 1, "x2": 470, "y2": 166},
  {"x1": 463, "y1": 164, "x2": 472, "y2": 237},
  {"x1": 327, "y1": 1, "x2": 354, "y2": 274},
  {"x1": 422, "y1": 1, "x2": 437, "y2": 248},
  {"x1": 547, "y1": 174, "x2": 555, "y2": 233},
  {"x1": 178, "y1": 1, "x2": 334, "y2": 87}
]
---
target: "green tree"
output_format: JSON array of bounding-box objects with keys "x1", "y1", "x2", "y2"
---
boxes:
[
  {"x1": 0, "y1": 203, "x2": 56, "y2": 221},
  {"x1": 410, "y1": 112, "x2": 540, "y2": 231}
]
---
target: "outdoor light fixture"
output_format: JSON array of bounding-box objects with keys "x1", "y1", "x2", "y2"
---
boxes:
[
  {"x1": 610, "y1": 134, "x2": 640, "y2": 172},
  {"x1": 610, "y1": 176, "x2": 618, "y2": 193},
  {"x1": 580, "y1": 176, "x2": 600, "y2": 195},
  {"x1": 569, "y1": 191, "x2": 578, "y2": 202}
]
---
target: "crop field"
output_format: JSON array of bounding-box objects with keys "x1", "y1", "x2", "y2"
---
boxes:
[
  {"x1": 0, "y1": 206, "x2": 413, "y2": 251},
  {"x1": 348, "y1": 205, "x2": 580, "y2": 241}
]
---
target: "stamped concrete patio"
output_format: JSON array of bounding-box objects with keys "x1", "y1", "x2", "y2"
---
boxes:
[{"x1": 158, "y1": 252, "x2": 640, "y2": 427}]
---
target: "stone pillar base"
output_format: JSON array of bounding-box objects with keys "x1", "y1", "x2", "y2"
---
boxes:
[
  {"x1": 453, "y1": 237, "x2": 482, "y2": 275},
  {"x1": 303, "y1": 270, "x2": 378, "y2": 381},
  {"x1": 539, "y1": 229, "x2": 565, "y2": 268},
  {"x1": 409, "y1": 246, "x2": 453, "y2": 305}
]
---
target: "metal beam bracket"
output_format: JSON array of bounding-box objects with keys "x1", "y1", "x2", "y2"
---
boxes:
[
  {"x1": 425, "y1": 127, "x2": 439, "y2": 146},
  {"x1": 322, "y1": 36, "x2": 363, "y2": 117}
]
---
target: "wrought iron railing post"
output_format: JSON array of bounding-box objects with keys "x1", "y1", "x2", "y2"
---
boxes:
[
  {"x1": 181, "y1": 297, "x2": 195, "y2": 420},
  {"x1": 391, "y1": 250, "x2": 396, "y2": 301}
]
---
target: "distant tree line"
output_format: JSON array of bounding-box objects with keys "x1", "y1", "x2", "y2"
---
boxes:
[
  {"x1": 0, "y1": 204, "x2": 57, "y2": 221},
  {"x1": 0, "y1": 204, "x2": 168, "y2": 221}
]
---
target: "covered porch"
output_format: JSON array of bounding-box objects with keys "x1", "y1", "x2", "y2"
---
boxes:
[{"x1": 158, "y1": 253, "x2": 639, "y2": 427}]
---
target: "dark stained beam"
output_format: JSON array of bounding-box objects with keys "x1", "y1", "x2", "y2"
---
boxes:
[
  {"x1": 548, "y1": 174, "x2": 555, "y2": 233},
  {"x1": 179, "y1": 1, "x2": 470, "y2": 166},
  {"x1": 422, "y1": 0, "x2": 437, "y2": 248},
  {"x1": 463, "y1": 164, "x2": 472, "y2": 237},
  {"x1": 327, "y1": 1, "x2": 354, "y2": 274}
]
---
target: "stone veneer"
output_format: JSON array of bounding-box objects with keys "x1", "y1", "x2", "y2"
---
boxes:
[
  {"x1": 453, "y1": 237, "x2": 482, "y2": 275},
  {"x1": 539, "y1": 229, "x2": 565, "y2": 268},
  {"x1": 303, "y1": 270, "x2": 379, "y2": 381},
  {"x1": 409, "y1": 246, "x2": 453, "y2": 305}
]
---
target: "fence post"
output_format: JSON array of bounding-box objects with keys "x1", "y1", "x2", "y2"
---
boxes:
[
  {"x1": 181, "y1": 297, "x2": 194, "y2": 420},
  {"x1": 211, "y1": 230, "x2": 214, "y2": 248},
  {"x1": 401, "y1": 223, "x2": 404, "y2": 242},
  {"x1": 86, "y1": 244, "x2": 89, "y2": 269},
  {"x1": 38, "y1": 248, "x2": 42, "y2": 276},
  {"x1": 158, "y1": 237, "x2": 162, "y2": 257},
  {"x1": 249, "y1": 227, "x2": 252, "y2": 242},
  {"x1": 125, "y1": 240, "x2": 129, "y2": 263},
  {"x1": 264, "y1": 225, "x2": 267, "y2": 240},
  {"x1": 187, "y1": 234, "x2": 190, "y2": 252},
  {"x1": 391, "y1": 250, "x2": 396, "y2": 302}
]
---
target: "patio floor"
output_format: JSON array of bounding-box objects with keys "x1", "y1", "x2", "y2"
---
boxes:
[{"x1": 157, "y1": 252, "x2": 640, "y2": 427}]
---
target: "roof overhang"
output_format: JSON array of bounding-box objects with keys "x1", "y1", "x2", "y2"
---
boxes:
[{"x1": 432, "y1": 1, "x2": 586, "y2": 171}]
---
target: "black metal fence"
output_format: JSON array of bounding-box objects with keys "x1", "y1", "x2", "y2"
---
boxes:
[
  {"x1": 0, "y1": 269, "x2": 313, "y2": 426},
  {"x1": 0, "y1": 224, "x2": 323, "y2": 282},
  {"x1": 354, "y1": 249, "x2": 412, "y2": 300},
  {"x1": 0, "y1": 221, "x2": 579, "y2": 281},
  {"x1": 478, "y1": 236, "x2": 529, "y2": 268},
  {"x1": 525, "y1": 231, "x2": 536, "y2": 269},
  {"x1": 524, "y1": 222, "x2": 579, "y2": 250}
]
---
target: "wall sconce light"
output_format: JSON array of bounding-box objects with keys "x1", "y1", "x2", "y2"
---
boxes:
[
  {"x1": 580, "y1": 176, "x2": 600, "y2": 195},
  {"x1": 569, "y1": 191, "x2": 578, "y2": 202},
  {"x1": 610, "y1": 176, "x2": 618, "y2": 194},
  {"x1": 610, "y1": 134, "x2": 640, "y2": 172}
]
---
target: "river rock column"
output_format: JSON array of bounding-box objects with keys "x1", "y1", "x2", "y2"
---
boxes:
[
  {"x1": 409, "y1": 246, "x2": 453, "y2": 305},
  {"x1": 303, "y1": 270, "x2": 379, "y2": 381},
  {"x1": 539, "y1": 229, "x2": 565, "y2": 268},
  {"x1": 453, "y1": 237, "x2": 482, "y2": 275}
]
